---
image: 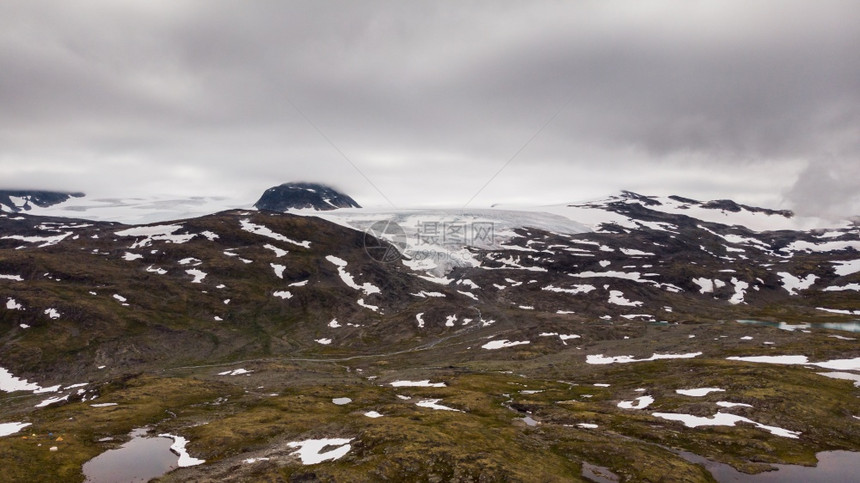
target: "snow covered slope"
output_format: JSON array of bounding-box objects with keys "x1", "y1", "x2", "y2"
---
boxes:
[
  {"x1": 15, "y1": 195, "x2": 250, "y2": 225},
  {"x1": 520, "y1": 192, "x2": 852, "y2": 233},
  {"x1": 308, "y1": 208, "x2": 589, "y2": 275}
]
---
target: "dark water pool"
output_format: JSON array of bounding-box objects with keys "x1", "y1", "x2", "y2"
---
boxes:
[
  {"x1": 82, "y1": 428, "x2": 179, "y2": 483},
  {"x1": 679, "y1": 450, "x2": 860, "y2": 482}
]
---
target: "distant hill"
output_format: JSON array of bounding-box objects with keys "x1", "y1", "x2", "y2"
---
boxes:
[
  {"x1": 0, "y1": 190, "x2": 84, "y2": 212},
  {"x1": 254, "y1": 182, "x2": 360, "y2": 211}
]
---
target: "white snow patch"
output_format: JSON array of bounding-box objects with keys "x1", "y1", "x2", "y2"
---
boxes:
[
  {"x1": 457, "y1": 279, "x2": 480, "y2": 290},
  {"x1": 652, "y1": 412, "x2": 800, "y2": 438},
  {"x1": 90, "y1": 403, "x2": 119, "y2": 408},
  {"x1": 617, "y1": 395, "x2": 654, "y2": 409},
  {"x1": 481, "y1": 340, "x2": 531, "y2": 350},
  {"x1": 315, "y1": 338, "x2": 332, "y2": 345},
  {"x1": 0, "y1": 274, "x2": 24, "y2": 281},
  {"x1": 36, "y1": 394, "x2": 70, "y2": 408},
  {"x1": 727, "y1": 355, "x2": 860, "y2": 371},
  {"x1": 44, "y1": 308, "x2": 60, "y2": 319},
  {"x1": 0, "y1": 422, "x2": 32, "y2": 437},
  {"x1": 239, "y1": 219, "x2": 311, "y2": 248},
  {"x1": 5, "y1": 298, "x2": 24, "y2": 310},
  {"x1": 816, "y1": 307, "x2": 860, "y2": 315},
  {"x1": 289, "y1": 280, "x2": 309, "y2": 287},
  {"x1": 542, "y1": 284, "x2": 596, "y2": 295},
  {"x1": 832, "y1": 259, "x2": 860, "y2": 276},
  {"x1": 112, "y1": 294, "x2": 127, "y2": 303},
  {"x1": 676, "y1": 388, "x2": 725, "y2": 397},
  {"x1": 416, "y1": 399, "x2": 463, "y2": 412},
  {"x1": 608, "y1": 290, "x2": 643, "y2": 307},
  {"x1": 786, "y1": 240, "x2": 860, "y2": 254},
  {"x1": 332, "y1": 397, "x2": 351, "y2": 405},
  {"x1": 325, "y1": 256, "x2": 380, "y2": 295},
  {"x1": 158, "y1": 434, "x2": 206, "y2": 466},
  {"x1": 364, "y1": 411, "x2": 383, "y2": 418},
  {"x1": 823, "y1": 283, "x2": 860, "y2": 292},
  {"x1": 328, "y1": 319, "x2": 341, "y2": 328},
  {"x1": 586, "y1": 352, "x2": 702, "y2": 365},
  {"x1": 273, "y1": 290, "x2": 293, "y2": 299},
  {"x1": 415, "y1": 313, "x2": 425, "y2": 328},
  {"x1": 458, "y1": 291, "x2": 479, "y2": 301},
  {"x1": 777, "y1": 272, "x2": 817, "y2": 295},
  {"x1": 115, "y1": 224, "x2": 195, "y2": 249},
  {"x1": 242, "y1": 457, "x2": 271, "y2": 464},
  {"x1": 577, "y1": 423, "x2": 598, "y2": 429},
  {"x1": 287, "y1": 438, "x2": 352, "y2": 465},
  {"x1": 263, "y1": 244, "x2": 288, "y2": 257},
  {"x1": 122, "y1": 252, "x2": 143, "y2": 261},
  {"x1": 0, "y1": 367, "x2": 43, "y2": 393},
  {"x1": 620, "y1": 248, "x2": 655, "y2": 256},
  {"x1": 716, "y1": 401, "x2": 753, "y2": 408},
  {"x1": 390, "y1": 380, "x2": 446, "y2": 388},
  {"x1": 729, "y1": 278, "x2": 748, "y2": 304},
  {"x1": 270, "y1": 263, "x2": 286, "y2": 279},
  {"x1": 692, "y1": 278, "x2": 715, "y2": 294},
  {"x1": 185, "y1": 269, "x2": 207, "y2": 283},
  {"x1": 2, "y1": 232, "x2": 72, "y2": 248},
  {"x1": 146, "y1": 265, "x2": 167, "y2": 275},
  {"x1": 218, "y1": 369, "x2": 252, "y2": 376},
  {"x1": 357, "y1": 298, "x2": 379, "y2": 312},
  {"x1": 816, "y1": 372, "x2": 860, "y2": 387}
]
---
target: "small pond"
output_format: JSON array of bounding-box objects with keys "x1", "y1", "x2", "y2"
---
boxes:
[
  {"x1": 679, "y1": 450, "x2": 860, "y2": 482},
  {"x1": 82, "y1": 428, "x2": 179, "y2": 483}
]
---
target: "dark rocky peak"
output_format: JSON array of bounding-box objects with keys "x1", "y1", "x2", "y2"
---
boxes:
[
  {"x1": 0, "y1": 190, "x2": 85, "y2": 212},
  {"x1": 254, "y1": 182, "x2": 361, "y2": 212}
]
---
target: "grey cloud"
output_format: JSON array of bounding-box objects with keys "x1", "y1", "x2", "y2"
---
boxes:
[
  {"x1": 1, "y1": 1, "x2": 859, "y2": 215},
  {"x1": 784, "y1": 156, "x2": 860, "y2": 218}
]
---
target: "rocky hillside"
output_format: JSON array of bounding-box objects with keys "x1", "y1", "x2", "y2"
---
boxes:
[{"x1": 0, "y1": 195, "x2": 858, "y2": 482}]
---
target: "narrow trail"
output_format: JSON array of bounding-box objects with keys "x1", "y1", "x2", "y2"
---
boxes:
[{"x1": 161, "y1": 322, "x2": 504, "y2": 374}]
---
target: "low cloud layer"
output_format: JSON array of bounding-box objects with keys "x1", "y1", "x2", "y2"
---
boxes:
[{"x1": 1, "y1": 1, "x2": 858, "y2": 216}]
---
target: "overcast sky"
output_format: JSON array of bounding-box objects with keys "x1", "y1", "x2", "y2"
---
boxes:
[{"x1": 1, "y1": 1, "x2": 859, "y2": 217}]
